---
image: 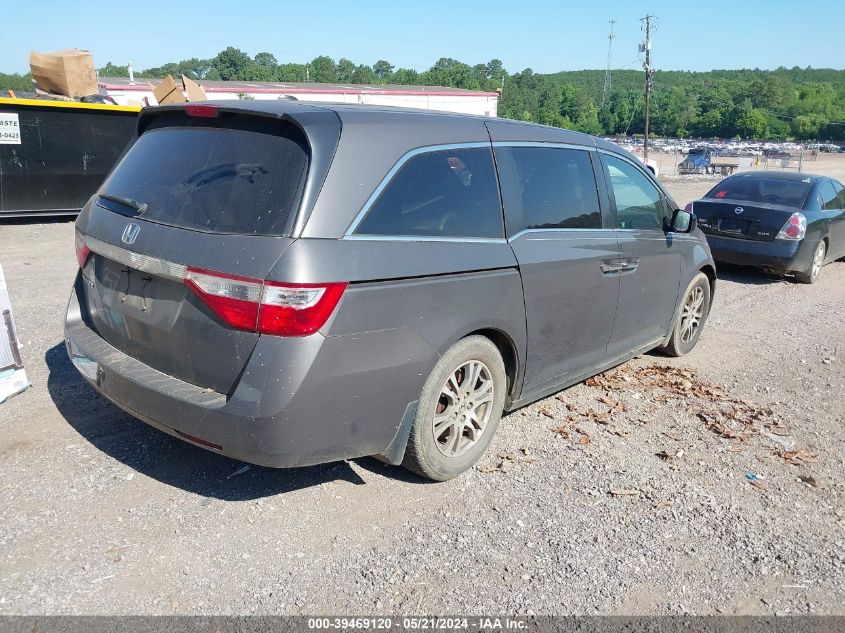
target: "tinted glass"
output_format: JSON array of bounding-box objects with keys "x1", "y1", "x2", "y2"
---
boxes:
[
  {"x1": 497, "y1": 147, "x2": 601, "y2": 234},
  {"x1": 819, "y1": 181, "x2": 839, "y2": 210},
  {"x1": 706, "y1": 177, "x2": 811, "y2": 208},
  {"x1": 355, "y1": 147, "x2": 503, "y2": 238},
  {"x1": 603, "y1": 155, "x2": 664, "y2": 231},
  {"x1": 100, "y1": 117, "x2": 309, "y2": 236},
  {"x1": 834, "y1": 181, "x2": 845, "y2": 208}
]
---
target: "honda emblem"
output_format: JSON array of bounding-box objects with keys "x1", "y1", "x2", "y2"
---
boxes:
[{"x1": 121, "y1": 223, "x2": 141, "y2": 245}]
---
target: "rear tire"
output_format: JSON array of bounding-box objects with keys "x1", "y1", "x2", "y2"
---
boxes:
[
  {"x1": 402, "y1": 336, "x2": 506, "y2": 481},
  {"x1": 795, "y1": 240, "x2": 826, "y2": 284},
  {"x1": 661, "y1": 272, "x2": 711, "y2": 357}
]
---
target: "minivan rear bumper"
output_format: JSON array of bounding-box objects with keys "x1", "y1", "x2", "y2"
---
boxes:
[
  {"x1": 704, "y1": 234, "x2": 817, "y2": 273},
  {"x1": 64, "y1": 275, "x2": 426, "y2": 468}
]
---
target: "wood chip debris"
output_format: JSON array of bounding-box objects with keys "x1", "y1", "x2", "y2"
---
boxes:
[
  {"x1": 609, "y1": 488, "x2": 641, "y2": 497},
  {"x1": 798, "y1": 474, "x2": 819, "y2": 487},
  {"x1": 478, "y1": 451, "x2": 534, "y2": 474}
]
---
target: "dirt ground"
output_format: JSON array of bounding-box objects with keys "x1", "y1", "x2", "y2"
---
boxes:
[{"x1": 0, "y1": 158, "x2": 843, "y2": 616}]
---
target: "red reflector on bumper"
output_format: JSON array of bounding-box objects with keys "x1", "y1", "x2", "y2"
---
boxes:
[{"x1": 176, "y1": 430, "x2": 223, "y2": 450}]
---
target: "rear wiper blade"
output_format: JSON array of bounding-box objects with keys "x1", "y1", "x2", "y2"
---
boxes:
[{"x1": 98, "y1": 193, "x2": 149, "y2": 215}]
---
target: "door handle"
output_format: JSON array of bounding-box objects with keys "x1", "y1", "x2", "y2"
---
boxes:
[
  {"x1": 619, "y1": 258, "x2": 640, "y2": 273},
  {"x1": 600, "y1": 258, "x2": 640, "y2": 276},
  {"x1": 600, "y1": 260, "x2": 625, "y2": 274}
]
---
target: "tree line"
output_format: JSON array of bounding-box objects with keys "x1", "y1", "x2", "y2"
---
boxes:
[{"x1": 2, "y1": 48, "x2": 843, "y2": 140}]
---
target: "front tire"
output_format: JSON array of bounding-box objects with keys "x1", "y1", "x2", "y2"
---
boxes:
[
  {"x1": 661, "y1": 272, "x2": 711, "y2": 357},
  {"x1": 402, "y1": 336, "x2": 506, "y2": 481},
  {"x1": 795, "y1": 240, "x2": 826, "y2": 284}
]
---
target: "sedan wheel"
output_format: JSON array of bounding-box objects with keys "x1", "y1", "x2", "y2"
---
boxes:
[{"x1": 796, "y1": 240, "x2": 826, "y2": 284}]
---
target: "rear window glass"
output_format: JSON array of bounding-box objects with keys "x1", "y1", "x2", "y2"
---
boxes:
[
  {"x1": 354, "y1": 147, "x2": 503, "y2": 239},
  {"x1": 706, "y1": 177, "x2": 811, "y2": 208},
  {"x1": 99, "y1": 116, "x2": 309, "y2": 236}
]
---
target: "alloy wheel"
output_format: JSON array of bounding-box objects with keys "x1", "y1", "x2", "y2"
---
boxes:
[
  {"x1": 811, "y1": 242, "x2": 825, "y2": 280},
  {"x1": 432, "y1": 360, "x2": 495, "y2": 457},
  {"x1": 680, "y1": 285, "x2": 705, "y2": 344}
]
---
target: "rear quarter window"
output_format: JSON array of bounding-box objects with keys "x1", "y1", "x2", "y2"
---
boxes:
[
  {"x1": 99, "y1": 114, "x2": 309, "y2": 236},
  {"x1": 353, "y1": 146, "x2": 503, "y2": 239}
]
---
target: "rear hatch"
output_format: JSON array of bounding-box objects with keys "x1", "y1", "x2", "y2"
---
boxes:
[
  {"x1": 694, "y1": 176, "x2": 811, "y2": 242},
  {"x1": 76, "y1": 106, "x2": 316, "y2": 394}
]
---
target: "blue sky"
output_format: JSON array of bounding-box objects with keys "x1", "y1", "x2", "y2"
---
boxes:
[{"x1": 2, "y1": 0, "x2": 843, "y2": 74}]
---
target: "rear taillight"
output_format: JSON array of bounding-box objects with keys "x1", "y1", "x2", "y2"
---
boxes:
[
  {"x1": 185, "y1": 268, "x2": 262, "y2": 332},
  {"x1": 684, "y1": 202, "x2": 693, "y2": 212},
  {"x1": 776, "y1": 212, "x2": 807, "y2": 240},
  {"x1": 185, "y1": 267, "x2": 347, "y2": 337},
  {"x1": 258, "y1": 282, "x2": 347, "y2": 336},
  {"x1": 75, "y1": 230, "x2": 90, "y2": 268}
]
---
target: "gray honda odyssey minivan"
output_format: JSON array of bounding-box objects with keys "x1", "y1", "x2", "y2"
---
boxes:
[{"x1": 65, "y1": 101, "x2": 716, "y2": 480}]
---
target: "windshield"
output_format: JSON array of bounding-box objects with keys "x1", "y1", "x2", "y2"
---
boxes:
[
  {"x1": 99, "y1": 117, "x2": 309, "y2": 236},
  {"x1": 706, "y1": 177, "x2": 811, "y2": 208}
]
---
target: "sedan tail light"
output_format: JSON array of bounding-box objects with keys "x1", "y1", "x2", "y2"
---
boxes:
[
  {"x1": 75, "y1": 229, "x2": 91, "y2": 268},
  {"x1": 776, "y1": 212, "x2": 807, "y2": 240},
  {"x1": 185, "y1": 267, "x2": 347, "y2": 336}
]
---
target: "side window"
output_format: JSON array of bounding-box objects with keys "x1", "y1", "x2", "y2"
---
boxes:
[
  {"x1": 496, "y1": 146, "x2": 601, "y2": 235},
  {"x1": 834, "y1": 181, "x2": 845, "y2": 208},
  {"x1": 354, "y1": 147, "x2": 503, "y2": 238},
  {"x1": 603, "y1": 154, "x2": 665, "y2": 231},
  {"x1": 819, "y1": 181, "x2": 839, "y2": 210}
]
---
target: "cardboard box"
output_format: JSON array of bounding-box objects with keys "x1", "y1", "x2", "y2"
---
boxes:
[
  {"x1": 182, "y1": 75, "x2": 208, "y2": 101},
  {"x1": 29, "y1": 49, "x2": 98, "y2": 97},
  {"x1": 152, "y1": 74, "x2": 186, "y2": 105}
]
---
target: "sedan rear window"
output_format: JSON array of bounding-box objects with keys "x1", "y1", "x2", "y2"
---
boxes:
[
  {"x1": 99, "y1": 116, "x2": 309, "y2": 236},
  {"x1": 706, "y1": 177, "x2": 811, "y2": 208}
]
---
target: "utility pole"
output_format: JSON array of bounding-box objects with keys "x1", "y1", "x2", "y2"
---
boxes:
[
  {"x1": 601, "y1": 19, "x2": 616, "y2": 109},
  {"x1": 641, "y1": 14, "x2": 655, "y2": 160}
]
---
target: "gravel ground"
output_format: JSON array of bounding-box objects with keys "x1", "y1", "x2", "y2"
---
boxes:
[{"x1": 1, "y1": 182, "x2": 844, "y2": 615}]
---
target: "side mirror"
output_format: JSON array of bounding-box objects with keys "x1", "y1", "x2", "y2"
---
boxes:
[{"x1": 671, "y1": 209, "x2": 695, "y2": 233}]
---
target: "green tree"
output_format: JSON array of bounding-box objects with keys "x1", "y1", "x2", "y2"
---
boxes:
[
  {"x1": 0, "y1": 72, "x2": 33, "y2": 92},
  {"x1": 485, "y1": 59, "x2": 504, "y2": 80},
  {"x1": 354, "y1": 64, "x2": 377, "y2": 84},
  {"x1": 254, "y1": 52, "x2": 278, "y2": 68},
  {"x1": 391, "y1": 68, "x2": 419, "y2": 85},
  {"x1": 792, "y1": 113, "x2": 826, "y2": 139},
  {"x1": 422, "y1": 58, "x2": 480, "y2": 90},
  {"x1": 309, "y1": 56, "x2": 337, "y2": 83},
  {"x1": 736, "y1": 108, "x2": 769, "y2": 138},
  {"x1": 212, "y1": 47, "x2": 253, "y2": 80},
  {"x1": 98, "y1": 62, "x2": 129, "y2": 77},
  {"x1": 277, "y1": 64, "x2": 306, "y2": 82},
  {"x1": 373, "y1": 60, "x2": 394, "y2": 81},
  {"x1": 336, "y1": 58, "x2": 356, "y2": 83}
]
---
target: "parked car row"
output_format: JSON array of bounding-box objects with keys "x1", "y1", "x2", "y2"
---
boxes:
[{"x1": 62, "y1": 102, "x2": 841, "y2": 481}]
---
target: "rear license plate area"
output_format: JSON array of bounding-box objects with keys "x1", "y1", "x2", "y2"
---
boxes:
[{"x1": 717, "y1": 218, "x2": 749, "y2": 235}]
